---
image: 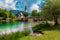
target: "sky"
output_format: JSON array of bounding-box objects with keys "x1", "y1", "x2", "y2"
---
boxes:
[{"x1": 0, "y1": 0, "x2": 44, "y2": 13}]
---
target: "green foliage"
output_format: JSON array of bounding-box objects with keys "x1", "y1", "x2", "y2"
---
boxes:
[
  {"x1": 0, "y1": 9, "x2": 7, "y2": 19},
  {"x1": 20, "y1": 30, "x2": 60, "y2": 40},
  {"x1": 33, "y1": 23, "x2": 52, "y2": 31},
  {"x1": 22, "y1": 30, "x2": 30, "y2": 36},
  {"x1": 41, "y1": 0, "x2": 60, "y2": 25},
  {"x1": 9, "y1": 11, "x2": 15, "y2": 18},
  {"x1": 0, "y1": 12, "x2": 7, "y2": 18},
  {"x1": 0, "y1": 30, "x2": 30, "y2": 40},
  {"x1": 23, "y1": 12, "x2": 28, "y2": 17},
  {"x1": 0, "y1": 8, "x2": 15, "y2": 20},
  {"x1": 31, "y1": 10, "x2": 38, "y2": 16},
  {"x1": 38, "y1": 12, "x2": 41, "y2": 16}
]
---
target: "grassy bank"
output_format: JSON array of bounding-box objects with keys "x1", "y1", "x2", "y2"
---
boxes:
[
  {"x1": 0, "y1": 30, "x2": 30, "y2": 40},
  {"x1": 20, "y1": 23, "x2": 60, "y2": 40},
  {"x1": 20, "y1": 30, "x2": 60, "y2": 40}
]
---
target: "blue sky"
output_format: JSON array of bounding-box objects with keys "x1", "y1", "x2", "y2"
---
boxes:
[{"x1": 0, "y1": 0, "x2": 44, "y2": 13}]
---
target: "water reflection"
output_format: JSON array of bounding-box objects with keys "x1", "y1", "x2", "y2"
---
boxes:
[
  {"x1": 18, "y1": 22, "x2": 24, "y2": 31},
  {"x1": 0, "y1": 22, "x2": 34, "y2": 34},
  {"x1": 28, "y1": 23, "x2": 34, "y2": 35}
]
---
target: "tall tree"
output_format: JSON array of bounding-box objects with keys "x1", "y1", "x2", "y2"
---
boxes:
[
  {"x1": 9, "y1": 11, "x2": 15, "y2": 18},
  {"x1": 0, "y1": 9, "x2": 15, "y2": 19},
  {"x1": 23, "y1": 12, "x2": 28, "y2": 17},
  {"x1": 31, "y1": 10, "x2": 38, "y2": 16},
  {"x1": 41, "y1": 0, "x2": 60, "y2": 25}
]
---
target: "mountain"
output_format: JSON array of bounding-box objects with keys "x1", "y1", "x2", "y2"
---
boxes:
[{"x1": 10, "y1": 10, "x2": 24, "y2": 15}]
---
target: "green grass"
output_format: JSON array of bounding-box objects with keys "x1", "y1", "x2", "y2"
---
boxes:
[
  {"x1": 20, "y1": 30, "x2": 60, "y2": 40},
  {"x1": 19, "y1": 23, "x2": 60, "y2": 40},
  {"x1": 0, "y1": 30, "x2": 30, "y2": 40}
]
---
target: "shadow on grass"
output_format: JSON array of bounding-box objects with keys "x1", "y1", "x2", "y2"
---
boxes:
[{"x1": 33, "y1": 23, "x2": 60, "y2": 32}]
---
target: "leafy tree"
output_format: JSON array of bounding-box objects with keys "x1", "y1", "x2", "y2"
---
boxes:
[
  {"x1": 0, "y1": 12, "x2": 6, "y2": 18},
  {"x1": 0, "y1": 8, "x2": 15, "y2": 20},
  {"x1": 38, "y1": 12, "x2": 43, "y2": 17},
  {"x1": 41, "y1": 0, "x2": 60, "y2": 25},
  {"x1": 23, "y1": 12, "x2": 28, "y2": 17},
  {"x1": 31, "y1": 10, "x2": 38, "y2": 16},
  {"x1": 9, "y1": 11, "x2": 15, "y2": 18},
  {"x1": 0, "y1": 9, "x2": 7, "y2": 19}
]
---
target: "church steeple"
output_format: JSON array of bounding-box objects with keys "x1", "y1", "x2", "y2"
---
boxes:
[{"x1": 24, "y1": 6, "x2": 27, "y2": 12}]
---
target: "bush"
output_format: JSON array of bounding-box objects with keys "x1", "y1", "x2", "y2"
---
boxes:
[
  {"x1": 22, "y1": 30, "x2": 30, "y2": 36},
  {"x1": 33, "y1": 23, "x2": 52, "y2": 31},
  {"x1": 0, "y1": 30, "x2": 30, "y2": 40}
]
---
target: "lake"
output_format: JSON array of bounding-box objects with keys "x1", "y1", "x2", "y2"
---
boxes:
[{"x1": 0, "y1": 22, "x2": 39, "y2": 34}]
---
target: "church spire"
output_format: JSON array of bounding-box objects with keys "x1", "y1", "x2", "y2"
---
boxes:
[{"x1": 24, "y1": 5, "x2": 27, "y2": 12}]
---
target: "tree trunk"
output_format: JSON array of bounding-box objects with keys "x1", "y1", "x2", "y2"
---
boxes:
[
  {"x1": 52, "y1": 13, "x2": 59, "y2": 26},
  {"x1": 54, "y1": 17, "x2": 58, "y2": 26}
]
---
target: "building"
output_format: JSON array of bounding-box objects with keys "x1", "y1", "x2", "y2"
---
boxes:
[
  {"x1": 25, "y1": 6, "x2": 27, "y2": 12},
  {"x1": 17, "y1": 12, "x2": 24, "y2": 19},
  {"x1": 16, "y1": 6, "x2": 28, "y2": 18}
]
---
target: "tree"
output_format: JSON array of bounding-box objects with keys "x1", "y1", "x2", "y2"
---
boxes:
[
  {"x1": 23, "y1": 12, "x2": 28, "y2": 17},
  {"x1": 9, "y1": 11, "x2": 15, "y2": 18},
  {"x1": 0, "y1": 12, "x2": 7, "y2": 18},
  {"x1": 0, "y1": 9, "x2": 7, "y2": 19},
  {"x1": 31, "y1": 10, "x2": 38, "y2": 16},
  {"x1": 41, "y1": 0, "x2": 60, "y2": 25},
  {"x1": 0, "y1": 8, "x2": 15, "y2": 20}
]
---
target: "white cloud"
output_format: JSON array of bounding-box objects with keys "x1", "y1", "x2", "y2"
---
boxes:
[
  {"x1": 30, "y1": 4, "x2": 39, "y2": 11},
  {"x1": 30, "y1": 0, "x2": 41, "y2": 12},
  {"x1": 0, "y1": 0, "x2": 42, "y2": 12},
  {"x1": 0, "y1": 0, "x2": 17, "y2": 10}
]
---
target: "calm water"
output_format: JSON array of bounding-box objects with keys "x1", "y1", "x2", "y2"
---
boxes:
[{"x1": 0, "y1": 22, "x2": 35, "y2": 34}]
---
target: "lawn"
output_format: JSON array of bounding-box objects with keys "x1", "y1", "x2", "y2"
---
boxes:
[
  {"x1": 19, "y1": 23, "x2": 60, "y2": 40},
  {"x1": 20, "y1": 30, "x2": 60, "y2": 40}
]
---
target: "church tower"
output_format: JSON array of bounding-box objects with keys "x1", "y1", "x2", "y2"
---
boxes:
[{"x1": 24, "y1": 6, "x2": 27, "y2": 12}]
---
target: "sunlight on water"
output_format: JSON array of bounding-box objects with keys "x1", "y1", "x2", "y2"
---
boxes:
[
  {"x1": 0, "y1": 22, "x2": 34, "y2": 34},
  {"x1": 19, "y1": 22, "x2": 24, "y2": 31},
  {"x1": 28, "y1": 23, "x2": 34, "y2": 35}
]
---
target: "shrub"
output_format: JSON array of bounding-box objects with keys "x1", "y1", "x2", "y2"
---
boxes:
[
  {"x1": 0, "y1": 30, "x2": 30, "y2": 40},
  {"x1": 33, "y1": 23, "x2": 52, "y2": 31},
  {"x1": 22, "y1": 30, "x2": 30, "y2": 36}
]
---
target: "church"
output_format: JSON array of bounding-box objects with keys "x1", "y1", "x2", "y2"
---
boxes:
[
  {"x1": 14, "y1": 6, "x2": 29, "y2": 21},
  {"x1": 10, "y1": 6, "x2": 27, "y2": 18},
  {"x1": 16, "y1": 6, "x2": 27, "y2": 19}
]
